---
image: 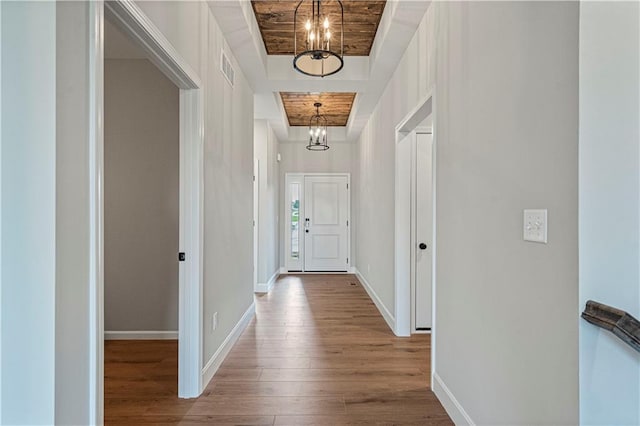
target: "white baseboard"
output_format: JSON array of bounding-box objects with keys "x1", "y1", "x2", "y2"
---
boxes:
[
  {"x1": 278, "y1": 268, "x2": 354, "y2": 275},
  {"x1": 433, "y1": 372, "x2": 475, "y2": 426},
  {"x1": 201, "y1": 302, "x2": 255, "y2": 391},
  {"x1": 104, "y1": 330, "x2": 178, "y2": 340},
  {"x1": 353, "y1": 268, "x2": 396, "y2": 334},
  {"x1": 255, "y1": 269, "x2": 279, "y2": 293}
]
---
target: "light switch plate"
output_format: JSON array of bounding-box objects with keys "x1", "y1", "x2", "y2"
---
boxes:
[{"x1": 523, "y1": 209, "x2": 547, "y2": 243}]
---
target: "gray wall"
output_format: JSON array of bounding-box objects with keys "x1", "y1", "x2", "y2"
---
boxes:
[
  {"x1": 353, "y1": 2, "x2": 579, "y2": 423},
  {"x1": 579, "y1": 2, "x2": 640, "y2": 424},
  {"x1": 104, "y1": 59, "x2": 179, "y2": 332}
]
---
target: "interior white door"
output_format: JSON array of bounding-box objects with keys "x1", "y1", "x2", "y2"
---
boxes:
[
  {"x1": 415, "y1": 132, "x2": 433, "y2": 329},
  {"x1": 304, "y1": 176, "x2": 349, "y2": 271}
]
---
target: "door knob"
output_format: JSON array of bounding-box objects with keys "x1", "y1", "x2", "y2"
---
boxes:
[{"x1": 419, "y1": 243, "x2": 427, "y2": 250}]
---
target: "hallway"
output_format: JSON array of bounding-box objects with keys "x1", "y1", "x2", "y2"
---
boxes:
[{"x1": 105, "y1": 274, "x2": 452, "y2": 425}]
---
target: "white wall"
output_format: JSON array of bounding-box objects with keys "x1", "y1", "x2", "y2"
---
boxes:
[
  {"x1": 579, "y1": 2, "x2": 640, "y2": 424},
  {"x1": 104, "y1": 59, "x2": 179, "y2": 333},
  {"x1": 353, "y1": 2, "x2": 579, "y2": 424},
  {"x1": 1, "y1": 2, "x2": 57, "y2": 424},
  {"x1": 279, "y1": 142, "x2": 353, "y2": 268},
  {"x1": 254, "y1": 120, "x2": 280, "y2": 287}
]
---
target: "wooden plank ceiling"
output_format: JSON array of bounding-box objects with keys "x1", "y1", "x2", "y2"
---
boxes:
[
  {"x1": 251, "y1": 1, "x2": 386, "y2": 56},
  {"x1": 280, "y1": 92, "x2": 356, "y2": 126}
]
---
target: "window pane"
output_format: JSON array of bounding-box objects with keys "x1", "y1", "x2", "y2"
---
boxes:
[{"x1": 290, "y1": 184, "x2": 300, "y2": 259}]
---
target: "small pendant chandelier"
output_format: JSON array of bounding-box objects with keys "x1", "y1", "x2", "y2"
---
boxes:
[
  {"x1": 306, "y1": 102, "x2": 329, "y2": 151},
  {"x1": 293, "y1": 0, "x2": 344, "y2": 78}
]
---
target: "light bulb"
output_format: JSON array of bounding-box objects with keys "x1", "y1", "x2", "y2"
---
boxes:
[
  {"x1": 326, "y1": 31, "x2": 331, "y2": 40},
  {"x1": 324, "y1": 17, "x2": 329, "y2": 29},
  {"x1": 305, "y1": 20, "x2": 311, "y2": 31},
  {"x1": 322, "y1": 129, "x2": 326, "y2": 135},
  {"x1": 309, "y1": 32, "x2": 315, "y2": 41},
  {"x1": 309, "y1": 129, "x2": 313, "y2": 136}
]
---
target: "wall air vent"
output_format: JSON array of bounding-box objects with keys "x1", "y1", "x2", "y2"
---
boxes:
[{"x1": 220, "y1": 50, "x2": 235, "y2": 87}]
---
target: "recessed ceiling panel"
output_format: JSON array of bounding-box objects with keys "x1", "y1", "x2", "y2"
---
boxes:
[
  {"x1": 252, "y1": 1, "x2": 386, "y2": 56},
  {"x1": 280, "y1": 92, "x2": 356, "y2": 126}
]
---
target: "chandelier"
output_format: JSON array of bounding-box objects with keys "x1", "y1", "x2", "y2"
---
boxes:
[
  {"x1": 306, "y1": 103, "x2": 329, "y2": 151},
  {"x1": 293, "y1": 0, "x2": 344, "y2": 78}
]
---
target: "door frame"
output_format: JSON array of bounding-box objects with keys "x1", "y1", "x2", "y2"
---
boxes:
[
  {"x1": 253, "y1": 159, "x2": 259, "y2": 292},
  {"x1": 284, "y1": 172, "x2": 351, "y2": 273},
  {"x1": 89, "y1": 1, "x2": 204, "y2": 423},
  {"x1": 394, "y1": 91, "x2": 435, "y2": 341}
]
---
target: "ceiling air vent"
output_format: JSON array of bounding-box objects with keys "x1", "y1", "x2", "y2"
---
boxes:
[{"x1": 220, "y1": 50, "x2": 235, "y2": 87}]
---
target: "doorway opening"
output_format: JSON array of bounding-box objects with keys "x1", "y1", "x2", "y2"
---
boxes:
[
  {"x1": 284, "y1": 173, "x2": 351, "y2": 273},
  {"x1": 394, "y1": 93, "x2": 435, "y2": 339},
  {"x1": 88, "y1": 1, "x2": 204, "y2": 423},
  {"x1": 103, "y1": 12, "x2": 181, "y2": 415}
]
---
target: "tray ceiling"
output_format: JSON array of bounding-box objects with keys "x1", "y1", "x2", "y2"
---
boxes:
[
  {"x1": 251, "y1": 1, "x2": 386, "y2": 56},
  {"x1": 280, "y1": 92, "x2": 356, "y2": 126}
]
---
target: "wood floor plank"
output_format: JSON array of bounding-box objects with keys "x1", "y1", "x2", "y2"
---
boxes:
[{"x1": 104, "y1": 274, "x2": 452, "y2": 425}]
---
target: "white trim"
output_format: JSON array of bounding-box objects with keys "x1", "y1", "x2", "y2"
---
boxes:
[
  {"x1": 433, "y1": 372, "x2": 475, "y2": 426},
  {"x1": 253, "y1": 159, "x2": 259, "y2": 292},
  {"x1": 395, "y1": 131, "x2": 414, "y2": 337},
  {"x1": 353, "y1": 268, "x2": 396, "y2": 334},
  {"x1": 88, "y1": 2, "x2": 104, "y2": 423},
  {"x1": 255, "y1": 269, "x2": 279, "y2": 294},
  {"x1": 279, "y1": 270, "x2": 355, "y2": 275},
  {"x1": 0, "y1": 2, "x2": 3, "y2": 418},
  {"x1": 201, "y1": 302, "x2": 256, "y2": 391},
  {"x1": 104, "y1": 0, "x2": 200, "y2": 89},
  {"x1": 178, "y1": 88, "x2": 205, "y2": 399},
  {"x1": 430, "y1": 108, "x2": 438, "y2": 388},
  {"x1": 396, "y1": 92, "x2": 434, "y2": 136},
  {"x1": 104, "y1": 331, "x2": 178, "y2": 340}
]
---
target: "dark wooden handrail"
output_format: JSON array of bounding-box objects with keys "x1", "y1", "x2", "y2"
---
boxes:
[{"x1": 582, "y1": 300, "x2": 640, "y2": 353}]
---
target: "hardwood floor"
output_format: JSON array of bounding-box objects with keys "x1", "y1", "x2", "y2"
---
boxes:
[{"x1": 105, "y1": 274, "x2": 452, "y2": 425}]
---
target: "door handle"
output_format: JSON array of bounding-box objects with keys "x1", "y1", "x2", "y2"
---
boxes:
[{"x1": 419, "y1": 243, "x2": 427, "y2": 250}]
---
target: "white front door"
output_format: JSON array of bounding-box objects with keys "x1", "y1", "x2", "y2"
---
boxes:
[
  {"x1": 303, "y1": 175, "x2": 349, "y2": 272},
  {"x1": 415, "y1": 132, "x2": 433, "y2": 329}
]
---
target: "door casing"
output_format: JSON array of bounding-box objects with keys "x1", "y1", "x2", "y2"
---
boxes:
[{"x1": 284, "y1": 173, "x2": 351, "y2": 273}]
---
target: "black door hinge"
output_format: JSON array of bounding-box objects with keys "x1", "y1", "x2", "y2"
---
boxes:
[{"x1": 178, "y1": 252, "x2": 186, "y2": 262}]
